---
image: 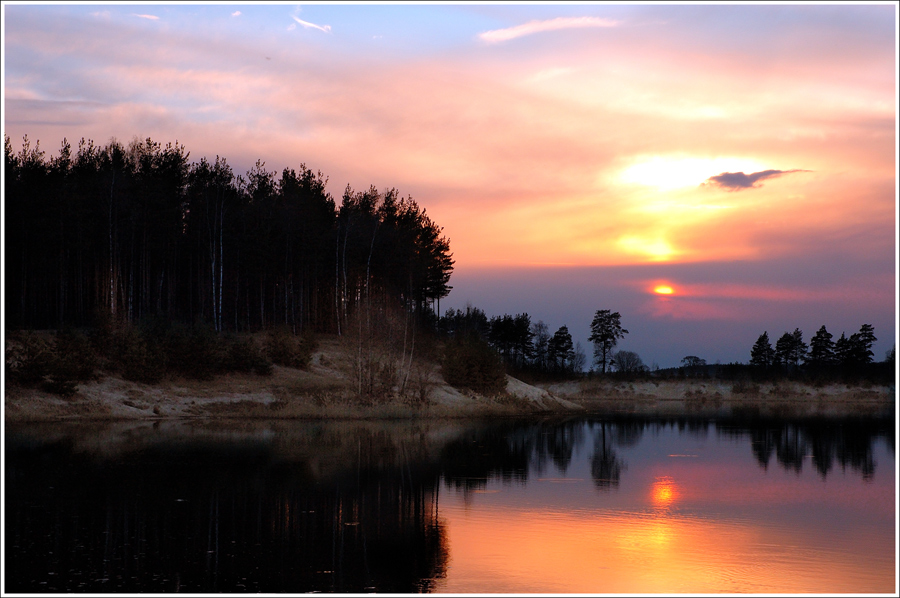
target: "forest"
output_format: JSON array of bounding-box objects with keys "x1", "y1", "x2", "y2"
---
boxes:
[
  {"x1": 4, "y1": 135, "x2": 893, "y2": 396},
  {"x1": 4, "y1": 134, "x2": 453, "y2": 334}
]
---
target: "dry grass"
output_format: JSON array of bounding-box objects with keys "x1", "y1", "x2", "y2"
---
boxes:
[
  {"x1": 4, "y1": 334, "x2": 585, "y2": 422},
  {"x1": 7, "y1": 334, "x2": 892, "y2": 422}
]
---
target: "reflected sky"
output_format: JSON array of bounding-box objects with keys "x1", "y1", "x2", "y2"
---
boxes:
[
  {"x1": 5, "y1": 417, "x2": 894, "y2": 593},
  {"x1": 436, "y1": 421, "x2": 895, "y2": 593}
]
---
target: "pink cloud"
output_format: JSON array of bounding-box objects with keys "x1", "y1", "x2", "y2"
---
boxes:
[{"x1": 3, "y1": 6, "x2": 894, "y2": 274}]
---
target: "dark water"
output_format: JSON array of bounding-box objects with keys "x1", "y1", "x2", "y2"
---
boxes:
[{"x1": 4, "y1": 415, "x2": 895, "y2": 593}]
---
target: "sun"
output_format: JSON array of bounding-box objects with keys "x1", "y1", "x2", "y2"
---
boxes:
[
  {"x1": 619, "y1": 155, "x2": 768, "y2": 191},
  {"x1": 654, "y1": 285, "x2": 674, "y2": 295}
]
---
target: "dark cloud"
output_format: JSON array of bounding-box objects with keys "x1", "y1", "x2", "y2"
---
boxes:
[{"x1": 705, "y1": 169, "x2": 810, "y2": 191}]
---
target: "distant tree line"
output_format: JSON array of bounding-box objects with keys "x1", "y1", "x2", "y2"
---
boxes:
[
  {"x1": 748, "y1": 324, "x2": 892, "y2": 381},
  {"x1": 644, "y1": 324, "x2": 893, "y2": 385},
  {"x1": 437, "y1": 306, "x2": 642, "y2": 386},
  {"x1": 437, "y1": 306, "x2": 587, "y2": 383},
  {"x1": 5, "y1": 135, "x2": 453, "y2": 335}
]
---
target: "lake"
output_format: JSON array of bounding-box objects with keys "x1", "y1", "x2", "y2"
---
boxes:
[{"x1": 4, "y1": 415, "x2": 895, "y2": 593}]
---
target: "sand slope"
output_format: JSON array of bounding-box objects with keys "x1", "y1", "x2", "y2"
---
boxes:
[
  {"x1": 4, "y1": 338, "x2": 582, "y2": 422},
  {"x1": 5, "y1": 335, "x2": 892, "y2": 421}
]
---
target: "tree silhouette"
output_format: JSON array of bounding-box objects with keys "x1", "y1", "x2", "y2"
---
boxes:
[
  {"x1": 590, "y1": 422, "x2": 625, "y2": 489},
  {"x1": 775, "y1": 328, "x2": 807, "y2": 369},
  {"x1": 750, "y1": 331, "x2": 775, "y2": 372},
  {"x1": 856, "y1": 324, "x2": 877, "y2": 363},
  {"x1": 531, "y1": 320, "x2": 550, "y2": 372},
  {"x1": 835, "y1": 324, "x2": 877, "y2": 376},
  {"x1": 4, "y1": 134, "x2": 454, "y2": 336},
  {"x1": 588, "y1": 310, "x2": 628, "y2": 374},
  {"x1": 613, "y1": 350, "x2": 646, "y2": 375},
  {"x1": 808, "y1": 325, "x2": 835, "y2": 370},
  {"x1": 547, "y1": 325, "x2": 575, "y2": 373}
]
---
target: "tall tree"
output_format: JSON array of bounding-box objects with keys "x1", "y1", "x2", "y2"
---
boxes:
[
  {"x1": 856, "y1": 324, "x2": 877, "y2": 364},
  {"x1": 4, "y1": 135, "x2": 452, "y2": 338},
  {"x1": 588, "y1": 310, "x2": 628, "y2": 374},
  {"x1": 836, "y1": 324, "x2": 877, "y2": 374},
  {"x1": 531, "y1": 320, "x2": 550, "y2": 372},
  {"x1": 775, "y1": 328, "x2": 807, "y2": 369},
  {"x1": 548, "y1": 325, "x2": 575, "y2": 373},
  {"x1": 808, "y1": 325, "x2": 835, "y2": 369},
  {"x1": 750, "y1": 331, "x2": 775, "y2": 370}
]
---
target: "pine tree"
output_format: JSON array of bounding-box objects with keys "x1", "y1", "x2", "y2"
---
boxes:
[
  {"x1": 750, "y1": 331, "x2": 775, "y2": 370},
  {"x1": 808, "y1": 325, "x2": 835, "y2": 367},
  {"x1": 588, "y1": 310, "x2": 628, "y2": 374}
]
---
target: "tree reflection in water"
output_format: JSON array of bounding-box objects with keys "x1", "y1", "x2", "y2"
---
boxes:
[
  {"x1": 589, "y1": 421, "x2": 626, "y2": 489},
  {"x1": 5, "y1": 427, "x2": 449, "y2": 593},
  {"x1": 729, "y1": 419, "x2": 885, "y2": 479},
  {"x1": 5, "y1": 415, "x2": 892, "y2": 593}
]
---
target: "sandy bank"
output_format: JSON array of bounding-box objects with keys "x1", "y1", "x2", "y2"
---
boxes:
[
  {"x1": 4, "y1": 333, "x2": 893, "y2": 422},
  {"x1": 4, "y1": 337, "x2": 581, "y2": 423}
]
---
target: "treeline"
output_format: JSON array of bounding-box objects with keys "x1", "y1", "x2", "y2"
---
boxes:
[
  {"x1": 438, "y1": 306, "x2": 587, "y2": 384},
  {"x1": 4, "y1": 135, "x2": 453, "y2": 334},
  {"x1": 650, "y1": 324, "x2": 894, "y2": 385},
  {"x1": 748, "y1": 324, "x2": 893, "y2": 382}
]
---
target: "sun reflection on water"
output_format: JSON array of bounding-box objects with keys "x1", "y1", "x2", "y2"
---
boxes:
[{"x1": 651, "y1": 476, "x2": 678, "y2": 508}]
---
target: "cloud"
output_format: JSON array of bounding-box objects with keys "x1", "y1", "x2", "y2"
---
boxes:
[
  {"x1": 231, "y1": 11, "x2": 241, "y2": 17},
  {"x1": 480, "y1": 16, "x2": 619, "y2": 43},
  {"x1": 132, "y1": 14, "x2": 159, "y2": 21},
  {"x1": 291, "y1": 15, "x2": 331, "y2": 34},
  {"x1": 705, "y1": 169, "x2": 810, "y2": 191}
]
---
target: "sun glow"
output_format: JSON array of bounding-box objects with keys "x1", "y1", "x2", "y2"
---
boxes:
[
  {"x1": 619, "y1": 156, "x2": 768, "y2": 190},
  {"x1": 651, "y1": 477, "x2": 678, "y2": 508},
  {"x1": 618, "y1": 236, "x2": 676, "y2": 261}
]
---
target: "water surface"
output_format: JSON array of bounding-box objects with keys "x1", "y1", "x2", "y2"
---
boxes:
[{"x1": 5, "y1": 416, "x2": 895, "y2": 593}]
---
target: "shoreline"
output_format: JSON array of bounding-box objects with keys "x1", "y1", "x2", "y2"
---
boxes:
[
  {"x1": 543, "y1": 378, "x2": 896, "y2": 419},
  {"x1": 4, "y1": 372, "x2": 895, "y2": 423},
  {"x1": 6, "y1": 333, "x2": 895, "y2": 423}
]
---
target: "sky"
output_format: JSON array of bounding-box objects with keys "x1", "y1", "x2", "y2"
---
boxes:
[{"x1": 2, "y1": 2, "x2": 897, "y2": 368}]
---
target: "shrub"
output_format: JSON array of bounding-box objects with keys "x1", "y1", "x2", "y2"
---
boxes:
[
  {"x1": 6, "y1": 331, "x2": 53, "y2": 386},
  {"x1": 164, "y1": 323, "x2": 221, "y2": 380},
  {"x1": 42, "y1": 375, "x2": 78, "y2": 397},
  {"x1": 442, "y1": 336, "x2": 507, "y2": 395},
  {"x1": 731, "y1": 378, "x2": 760, "y2": 395},
  {"x1": 266, "y1": 327, "x2": 316, "y2": 369},
  {"x1": 52, "y1": 328, "x2": 99, "y2": 381},
  {"x1": 223, "y1": 335, "x2": 273, "y2": 376},
  {"x1": 404, "y1": 362, "x2": 435, "y2": 406},
  {"x1": 115, "y1": 327, "x2": 166, "y2": 384},
  {"x1": 41, "y1": 329, "x2": 100, "y2": 397}
]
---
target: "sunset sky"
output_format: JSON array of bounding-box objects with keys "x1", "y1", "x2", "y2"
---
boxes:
[{"x1": 3, "y1": 3, "x2": 897, "y2": 367}]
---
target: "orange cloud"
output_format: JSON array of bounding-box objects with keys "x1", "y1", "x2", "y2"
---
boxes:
[{"x1": 3, "y1": 6, "x2": 893, "y2": 273}]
